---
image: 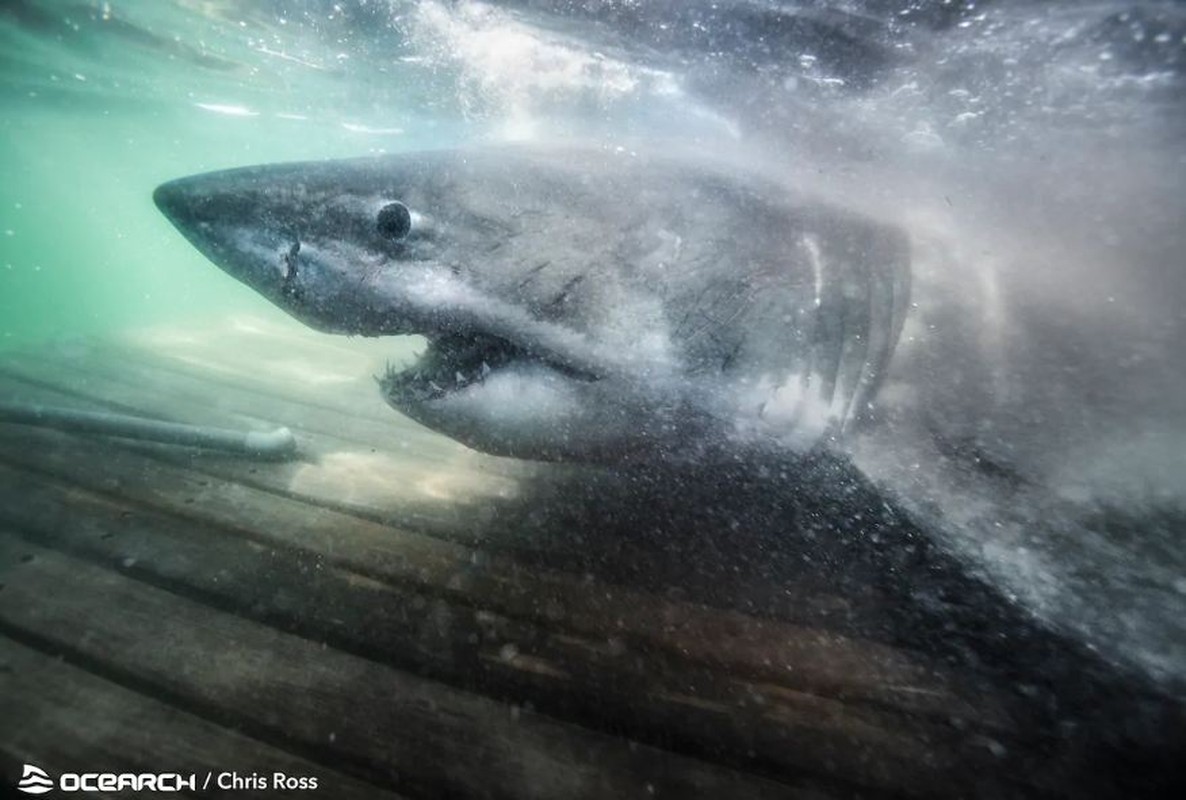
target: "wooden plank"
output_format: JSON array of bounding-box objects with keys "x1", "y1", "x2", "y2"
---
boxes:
[
  {"x1": 0, "y1": 344, "x2": 917, "y2": 641},
  {"x1": 0, "y1": 422, "x2": 996, "y2": 724},
  {"x1": 0, "y1": 321, "x2": 1059, "y2": 795},
  {"x1": 0, "y1": 344, "x2": 515, "y2": 484},
  {"x1": 0, "y1": 328, "x2": 932, "y2": 640},
  {"x1": 0, "y1": 323, "x2": 1076, "y2": 797},
  {"x1": 0, "y1": 360, "x2": 517, "y2": 537},
  {"x1": 0, "y1": 533, "x2": 824, "y2": 800},
  {"x1": 0, "y1": 638, "x2": 404, "y2": 799},
  {"x1": 0, "y1": 460, "x2": 1049, "y2": 798}
]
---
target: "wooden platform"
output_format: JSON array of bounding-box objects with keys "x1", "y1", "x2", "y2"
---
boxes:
[{"x1": 0, "y1": 314, "x2": 1167, "y2": 798}]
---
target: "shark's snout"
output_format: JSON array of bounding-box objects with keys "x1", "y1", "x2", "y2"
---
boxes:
[
  {"x1": 154, "y1": 172, "x2": 305, "y2": 318},
  {"x1": 154, "y1": 174, "x2": 242, "y2": 228},
  {"x1": 152, "y1": 179, "x2": 187, "y2": 224},
  {"x1": 153, "y1": 174, "x2": 221, "y2": 223}
]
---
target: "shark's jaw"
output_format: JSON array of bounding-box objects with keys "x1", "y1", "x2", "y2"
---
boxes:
[
  {"x1": 380, "y1": 329, "x2": 600, "y2": 406},
  {"x1": 375, "y1": 324, "x2": 662, "y2": 463}
]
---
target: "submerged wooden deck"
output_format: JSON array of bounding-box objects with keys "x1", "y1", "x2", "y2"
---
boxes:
[{"x1": 0, "y1": 315, "x2": 1147, "y2": 798}]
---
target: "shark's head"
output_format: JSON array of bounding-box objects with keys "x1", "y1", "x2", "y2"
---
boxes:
[{"x1": 155, "y1": 147, "x2": 909, "y2": 462}]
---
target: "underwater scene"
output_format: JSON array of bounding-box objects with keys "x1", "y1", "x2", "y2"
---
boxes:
[{"x1": 1, "y1": 1, "x2": 1184, "y2": 797}]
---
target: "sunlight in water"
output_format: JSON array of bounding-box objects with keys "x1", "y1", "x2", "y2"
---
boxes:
[{"x1": 288, "y1": 449, "x2": 520, "y2": 507}]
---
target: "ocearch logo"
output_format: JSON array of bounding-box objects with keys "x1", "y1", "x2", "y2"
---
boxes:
[
  {"x1": 15, "y1": 763, "x2": 196, "y2": 794},
  {"x1": 16, "y1": 765, "x2": 52, "y2": 795}
]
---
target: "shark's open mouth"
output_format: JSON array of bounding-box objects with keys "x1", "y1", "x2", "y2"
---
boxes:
[{"x1": 381, "y1": 331, "x2": 598, "y2": 403}]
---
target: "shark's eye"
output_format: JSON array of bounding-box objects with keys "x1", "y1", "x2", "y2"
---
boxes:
[{"x1": 376, "y1": 202, "x2": 412, "y2": 241}]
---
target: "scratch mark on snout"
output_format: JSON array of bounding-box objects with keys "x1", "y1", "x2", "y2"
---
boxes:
[
  {"x1": 281, "y1": 239, "x2": 301, "y2": 299},
  {"x1": 549, "y1": 275, "x2": 585, "y2": 307},
  {"x1": 518, "y1": 260, "x2": 551, "y2": 289}
]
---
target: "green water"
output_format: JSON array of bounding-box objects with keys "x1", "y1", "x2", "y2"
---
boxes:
[
  {"x1": 0, "y1": 0, "x2": 467, "y2": 347},
  {"x1": 1, "y1": 0, "x2": 1185, "y2": 769}
]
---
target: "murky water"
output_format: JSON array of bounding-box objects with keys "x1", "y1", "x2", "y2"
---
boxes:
[
  {"x1": 0, "y1": 0, "x2": 463, "y2": 346},
  {"x1": 4, "y1": 1, "x2": 1182, "y2": 343},
  {"x1": 2, "y1": 2, "x2": 1185, "y2": 791}
]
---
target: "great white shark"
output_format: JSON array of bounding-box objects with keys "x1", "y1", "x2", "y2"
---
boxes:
[
  {"x1": 154, "y1": 148, "x2": 911, "y2": 462},
  {"x1": 153, "y1": 144, "x2": 1185, "y2": 697}
]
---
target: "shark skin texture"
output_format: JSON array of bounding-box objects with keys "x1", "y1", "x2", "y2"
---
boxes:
[{"x1": 156, "y1": 144, "x2": 1186, "y2": 703}]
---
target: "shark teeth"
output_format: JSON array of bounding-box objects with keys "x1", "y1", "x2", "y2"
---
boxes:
[
  {"x1": 379, "y1": 331, "x2": 599, "y2": 403},
  {"x1": 379, "y1": 332, "x2": 521, "y2": 401}
]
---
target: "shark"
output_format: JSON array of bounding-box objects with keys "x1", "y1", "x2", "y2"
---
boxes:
[
  {"x1": 154, "y1": 144, "x2": 1185, "y2": 697},
  {"x1": 153, "y1": 147, "x2": 911, "y2": 463}
]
